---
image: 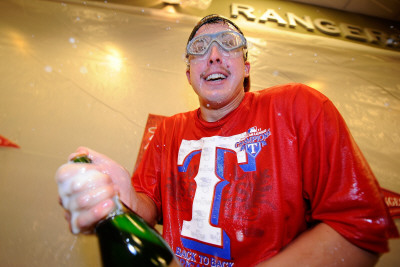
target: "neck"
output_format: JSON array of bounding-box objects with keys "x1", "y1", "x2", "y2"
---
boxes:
[{"x1": 199, "y1": 91, "x2": 245, "y2": 122}]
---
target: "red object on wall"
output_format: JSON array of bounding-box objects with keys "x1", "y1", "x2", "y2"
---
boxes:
[
  {"x1": 134, "y1": 114, "x2": 166, "y2": 171},
  {"x1": 382, "y1": 188, "x2": 400, "y2": 219},
  {"x1": 0, "y1": 135, "x2": 20, "y2": 148}
]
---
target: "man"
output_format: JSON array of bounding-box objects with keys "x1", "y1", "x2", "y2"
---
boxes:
[{"x1": 56, "y1": 15, "x2": 397, "y2": 266}]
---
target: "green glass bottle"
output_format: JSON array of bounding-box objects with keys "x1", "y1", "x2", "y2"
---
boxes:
[{"x1": 72, "y1": 155, "x2": 179, "y2": 267}]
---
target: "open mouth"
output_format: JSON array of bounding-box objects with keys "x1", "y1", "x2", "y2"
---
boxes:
[{"x1": 205, "y1": 73, "x2": 227, "y2": 81}]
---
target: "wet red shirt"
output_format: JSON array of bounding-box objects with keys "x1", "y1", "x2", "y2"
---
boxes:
[{"x1": 132, "y1": 83, "x2": 397, "y2": 267}]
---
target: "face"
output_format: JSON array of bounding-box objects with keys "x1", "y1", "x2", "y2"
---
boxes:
[{"x1": 186, "y1": 23, "x2": 250, "y2": 110}]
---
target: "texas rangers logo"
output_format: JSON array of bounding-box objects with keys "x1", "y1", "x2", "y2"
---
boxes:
[
  {"x1": 235, "y1": 126, "x2": 271, "y2": 158},
  {"x1": 177, "y1": 127, "x2": 271, "y2": 262}
]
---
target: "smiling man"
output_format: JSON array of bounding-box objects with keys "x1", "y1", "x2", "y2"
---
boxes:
[
  {"x1": 56, "y1": 14, "x2": 398, "y2": 267},
  {"x1": 185, "y1": 20, "x2": 250, "y2": 122}
]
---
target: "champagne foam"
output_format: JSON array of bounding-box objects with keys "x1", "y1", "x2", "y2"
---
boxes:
[{"x1": 57, "y1": 168, "x2": 109, "y2": 234}]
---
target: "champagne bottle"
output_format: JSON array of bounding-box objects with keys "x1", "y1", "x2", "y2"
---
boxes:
[{"x1": 72, "y1": 155, "x2": 179, "y2": 267}]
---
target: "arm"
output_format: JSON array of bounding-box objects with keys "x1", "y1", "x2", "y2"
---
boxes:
[
  {"x1": 293, "y1": 86, "x2": 396, "y2": 254},
  {"x1": 135, "y1": 193, "x2": 158, "y2": 227},
  {"x1": 258, "y1": 223, "x2": 379, "y2": 267}
]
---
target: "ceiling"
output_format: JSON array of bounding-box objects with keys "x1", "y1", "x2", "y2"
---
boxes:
[{"x1": 288, "y1": 0, "x2": 400, "y2": 22}]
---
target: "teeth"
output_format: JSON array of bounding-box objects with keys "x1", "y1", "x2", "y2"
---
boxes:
[{"x1": 206, "y1": 73, "x2": 227, "y2": 81}]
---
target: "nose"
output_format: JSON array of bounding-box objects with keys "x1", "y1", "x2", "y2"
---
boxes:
[{"x1": 207, "y1": 43, "x2": 223, "y2": 65}]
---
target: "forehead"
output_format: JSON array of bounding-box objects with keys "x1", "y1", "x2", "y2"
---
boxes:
[{"x1": 194, "y1": 22, "x2": 238, "y2": 37}]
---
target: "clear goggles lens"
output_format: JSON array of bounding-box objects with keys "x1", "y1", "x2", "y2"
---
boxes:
[{"x1": 186, "y1": 31, "x2": 247, "y2": 56}]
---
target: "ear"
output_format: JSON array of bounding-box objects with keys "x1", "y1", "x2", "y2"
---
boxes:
[
  {"x1": 186, "y1": 68, "x2": 192, "y2": 85},
  {"x1": 244, "y1": 61, "x2": 250, "y2": 77}
]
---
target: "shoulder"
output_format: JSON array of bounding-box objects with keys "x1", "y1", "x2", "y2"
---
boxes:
[
  {"x1": 250, "y1": 83, "x2": 331, "y2": 115},
  {"x1": 253, "y1": 83, "x2": 328, "y2": 103}
]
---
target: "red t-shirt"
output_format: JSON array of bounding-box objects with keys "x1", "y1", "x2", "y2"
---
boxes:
[{"x1": 132, "y1": 83, "x2": 397, "y2": 267}]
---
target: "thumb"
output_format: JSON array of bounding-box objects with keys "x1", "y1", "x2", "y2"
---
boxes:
[{"x1": 69, "y1": 147, "x2": 111, "y2": 166}]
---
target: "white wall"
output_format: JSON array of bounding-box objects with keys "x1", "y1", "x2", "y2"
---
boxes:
[{"x1": 0, "y1": 0, "x2": 399, "y2": 266}]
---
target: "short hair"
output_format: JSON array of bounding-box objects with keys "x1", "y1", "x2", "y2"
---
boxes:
[{"x1": 186, "y1": 14, "x2": 250, "y2": 92}]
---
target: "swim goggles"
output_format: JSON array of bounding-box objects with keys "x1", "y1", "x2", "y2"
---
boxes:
[{"x1": 186, "y1": 30, "x2": 247, "y2": 57}]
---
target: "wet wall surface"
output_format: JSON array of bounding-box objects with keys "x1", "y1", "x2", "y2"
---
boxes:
[{"x1": 0, "y1": 0, "x2": 399, "y2": 266}]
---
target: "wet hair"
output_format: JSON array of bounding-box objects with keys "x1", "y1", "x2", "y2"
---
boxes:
[{"x1": 186, "y1": 14, "x2": 250, "y2": 92}]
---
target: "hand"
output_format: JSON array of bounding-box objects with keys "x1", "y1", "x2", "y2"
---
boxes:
[{"x1": 55, "y1": 147, "x2": 134, "y2": 234}]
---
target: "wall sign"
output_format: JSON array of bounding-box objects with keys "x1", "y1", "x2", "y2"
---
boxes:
[{"x1": 230, "y1": 3, "x2": 400, "y2": 50}]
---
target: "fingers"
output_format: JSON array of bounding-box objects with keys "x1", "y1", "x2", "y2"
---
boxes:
[
  {"x1": 55, "y1": 158, "x2": 117, "y2": 234},
  {"x1": 68, "y1": 184, "x2": 115, "y2": 211},
  {"x1": 57, "y1": 167, "x2": 113, "y2": 198},
  {"x1": 60, "y1": 186, "x2": 116, "y2": 234},
  {"x1": 56, "y1": 147, "x2": 137, "y2": 234},
  {"x1": 74, "y1": 198, "x2": 115, "y2": 233},
  {"x1": 66, "y1": 148, "x2": 134, "y2": 210},
  {"x1": 64, "y1": 184, "x2": 116, "y2": 234}
]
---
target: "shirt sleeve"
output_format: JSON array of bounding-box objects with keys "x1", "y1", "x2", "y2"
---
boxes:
[{"x1": 296, "y1": 84, "x2": 398, "y2": 253}]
